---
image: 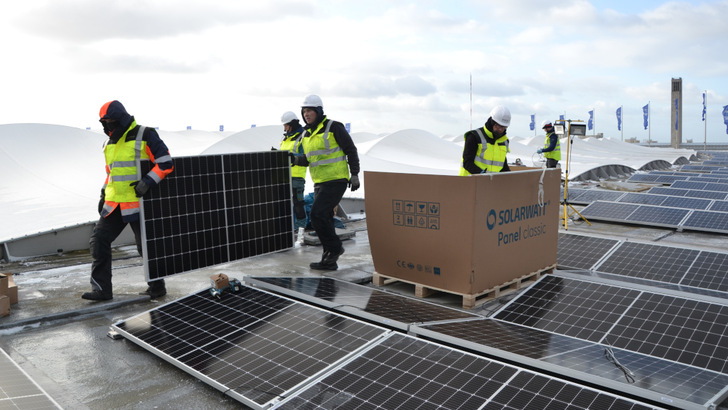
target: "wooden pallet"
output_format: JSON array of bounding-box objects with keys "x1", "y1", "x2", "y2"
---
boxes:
[{"x1": 372, "y1": 265, "x2": 555, "y2": 309}]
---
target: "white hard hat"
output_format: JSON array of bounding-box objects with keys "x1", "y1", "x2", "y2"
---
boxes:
[
  {"x1": 301, "y1": 94, "x2": 323, "y2": 108},
  {"x1": 281, "y1": 111, "x2": 298, "y2": 125},
  {"x1": 490, "y1": 105, "x2": 511, "y2": 127},
  {"x1": 541, "y1": 120, "x2": 552, "y2": 129}
]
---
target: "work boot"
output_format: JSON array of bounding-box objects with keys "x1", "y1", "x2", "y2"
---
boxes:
[
  {"x1": 309, "y1": 260, "x2": 338, "y2": 271},
  {"x1": 139, "y1": 283, "x2": 167, "y2": 298},
  {"x1": 323, "y1": 247, "x2": 345, "y2": 264},
  {"x1": 81, "y1": 290, "x2": 113, "y2": 301}
]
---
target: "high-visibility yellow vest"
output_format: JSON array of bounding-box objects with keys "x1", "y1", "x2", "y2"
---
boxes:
[
  {"x1": 543, "y1": 132, "x2": 561, "y2": 161},
  {"x1": 280, "y1": 132, "x2": 307, "y2": 178},
  {"x1": 101, "y1": 123, "x2": 150, "y2": 220},
  {"x1": 459, "y1": 127, "x2": 509, "y2": 175},
  {"x1": 302, "y1": 119, "x2": 349, "y2": 183}
]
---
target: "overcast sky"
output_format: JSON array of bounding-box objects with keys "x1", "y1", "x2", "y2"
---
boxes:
[{"x1": 2, "y1": 0, "x2": 727, "y2": 142}]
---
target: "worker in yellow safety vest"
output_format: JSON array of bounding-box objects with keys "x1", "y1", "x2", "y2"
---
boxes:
[
  {"x1": 460, "y1": 105, "x2": 511, "y2": 175},
  {"x1": 291, "y1": 95, "x2": 360, "y2": 271},
  {"x1": 279, "y1": 111, "x2": 308, "y2": 228},
  {"x1": 537, "y1": 120, "x2": 561, "y2": 168},
  {"x1": 83, "y1": 100, "x2": 174, "y2": 301}
]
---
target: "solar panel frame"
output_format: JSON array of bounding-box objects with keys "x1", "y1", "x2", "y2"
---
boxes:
[
  {"x1": 139, "y1": 152, "x2": 295, "y2": 282},
  {"x1": 411, "y1": 319, "x2": 728, "y2": 409},
  {"x1": 593, "y1": 242, "x2": 700, "y2": 284},
  {"x1": 0, "y1": 347, "x2": 62, "y2": 410},
  {"x1": 624, "y1": 205, "x2": 691, "y2": 228},
  {"x1": 681, "y1": 210, "x2": 728, "y2": 234},
  {"x1": 492, "y1": 274, "x2": 728, "y2": 376},
  {"x1": 274, "y1": 332, "x2": 660, "y2": 410},
  {"x1": 557, "y1": 232, "x2": 620, "y2": 270},
  {"x1": 244, "y1": 276, "x2": 481, "y2": 331},
  {"x1": 112, "y1": 285, "x2": 390, "y2": 409}
]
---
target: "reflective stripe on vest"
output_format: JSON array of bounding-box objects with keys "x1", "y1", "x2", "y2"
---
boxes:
[
  {"x1": 302, "y1": 120, "x2": 349, "y2": 183},
  {"x1": 459, "y1": 127, "x2": 509, "y2": 175},
  {"x1": 543, "y1": 132, "x2": 561, "y2": 161},
  {"x1": 102, "y1": 125, "x2": 149, "y2": 218},
  {"x1": 280, "y1": 132, "x2": 307, "y2": 178}
]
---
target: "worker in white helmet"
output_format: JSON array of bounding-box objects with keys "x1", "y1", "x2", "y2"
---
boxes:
[
  {"x1": 537, "y1": 120, "x2": 561, "y2": 168},
  {"x1": 279, "y1": 111, "x2": 307, "y2": 227},
  {"x1": 459, "y1": 105, "x2": 511, "y2": 175},
  {"x1": 291, "y1": 94, "x2": 360, "y2": 270}
]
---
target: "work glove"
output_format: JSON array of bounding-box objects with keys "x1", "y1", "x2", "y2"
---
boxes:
[
  {"x1": 271, "y1": 146, "x2": 278, "y2": 151},
  {"x1": 349, "y1": 174, "x2": 360, "y2": 192},
  {"x1": 537, "y1": 148, "x2": 544, "y2": 154},
  {"x1": 130, "y1": 179, "x2": 150, "y2": 198}
]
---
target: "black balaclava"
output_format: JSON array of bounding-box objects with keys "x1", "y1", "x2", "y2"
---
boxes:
[
  {"x1": 301, "y1": 106, "x2": 324, "y2": 128},
  {"x1": 99, "y1": 100, "x2": 133, "y2": 137}
]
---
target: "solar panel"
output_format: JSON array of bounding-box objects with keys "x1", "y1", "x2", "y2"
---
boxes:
[
  {"x1": 661, "y1": 196, "x2": 712, "y2": 210},
  {"x1": 710, "y1": 201, "x2": 728, "y2": 212},
  {"x1": 683, "y1": 251, "x2": 728, "y2": 292},
  {"x1": 566, "y1": 189, "x2": 625, "y2": 205},
  {"x1": 139, "y1": 152, "x2": 294, "y2": 281},
  {"x1": 274, "y1": 332, "x2": 657, "y2": 410},
  {"x1": 413, "y1": 318, "x2": 728, "y2": 409},
  {"x1": 648, "y1": 186, "x2": 688, "y2": 197},
  {"x1": 681, "y1": 210, "x2": 728, "y2": 234},
  {"x1": 245, "y1": 276, "x2": 480, "y2": 330},
  {"x1": 617, "y1": 192, "x2": 667, "y2": 206},
  {"x1": 594, "y1": 242, "x2": 699, "y2": 284},
  {"x1": 0, "y1": 347, "x2": 62, "y2": 410},
  {"x1": 557, "y1": 233, "x2": 619, "y2": 270},
  {"x1": 672, "y1": 180, "x2": 709, "y2": 190},
  {"x1": 113, "y1": 285, "x2": 390, "y2": 409},
  {"x1": 624, "y1": 205, "x2": 690, "y2": 227},
  {"x1": 579, "y1": 201, "x2": 639, "y2": 221},
  {"x1": 493, "y1": 275, "x2": 728, "y2": 375}
]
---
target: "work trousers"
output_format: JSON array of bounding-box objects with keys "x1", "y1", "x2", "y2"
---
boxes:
[
  {"x1": 89, "y1": 207, "x2": 162, "y2": 295},
  {"x1": 311, "y1": 180, "x2": 347, "y2": 254},
  {"x1": 292, "y1": 177, "x2": 306, "y2": 228},
  {"x1": 546, "y1": 159, "x2": 559, "y2": 169}
]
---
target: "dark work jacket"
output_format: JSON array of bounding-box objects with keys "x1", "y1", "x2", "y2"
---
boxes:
[
  {"x1": 295, "y1": 118, "x2": 360, "y2": 179},
  {"x1": 461, "y1": 119, "x2": 510, "y2": 174}
]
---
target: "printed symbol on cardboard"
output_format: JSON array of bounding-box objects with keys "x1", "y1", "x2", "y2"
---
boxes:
[
  {"x1": 392, "y1": 200, "x2": 403, "y2": 212},
  {"x1": 393, "y1": 214, "x2": 404, "y2": 226},
  {"x1": 417, "y1": 216, "x2": 427, "y2": 228},
  {"x1": 417, "y1": 264, "x2": 423, "y2": 272},
  {"x1": 486, "y1": 209, "x2": 497, "y2": 230},
  {"x1": 416, "y1": 202, "x2": 428, "y2": 215},
  {"x1": 428, "y1": 217, "x2": 440, "y2": 230},
  {"x1": 433, "y1": 267, "x2": 441, "y2": 275},
  {"x1": 428, "y1": 202, "x2": 440, "y2": 215},
  {"x1": 403, "y1": 201, "x2": 415, "y2": 213},
  {"x1": 405, "y1": 215, "x2": 415, "y2": 227}
]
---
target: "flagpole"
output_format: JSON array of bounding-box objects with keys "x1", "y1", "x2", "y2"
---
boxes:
[
  {"x1": 704, "y1": 90, "x2": 707, "y2": 151},
  {"x1": 621, "y1": 106, "x2": 624, "y2": 141},
  {"x1": 469, "y1": 73, "x2": 472, "y2": 130}
]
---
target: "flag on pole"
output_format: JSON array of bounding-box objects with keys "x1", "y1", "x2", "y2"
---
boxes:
[
  {"x1": 559, "y1": 114, "x2": 565, "y2": 120},
  {"x1": 702, "y1": 92, "x2": 707, "y2": 121},
  {"x1": 588, "y1": 110, "x2": 594, "y2": 130},
  {"x1": 723, "y1": 105, "x2": 728, "y2": 134},
  {"x1": 529, "y1": 115, "x2": 535, "y2": 131},
  {"x1": 616, "y1": 107, "x2": 622, "y2": 131},
  {"x1": 642, "y1": 103, "x2": 649, "y2": 130}
]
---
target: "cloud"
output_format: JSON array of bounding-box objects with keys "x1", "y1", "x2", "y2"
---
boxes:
[{"x1": 15, "y1": 0, "x2": 314, "y2": 43}]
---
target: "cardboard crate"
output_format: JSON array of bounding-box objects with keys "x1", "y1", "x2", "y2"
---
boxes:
[
  {"x1": 0, "y1": 273, "x2": 18, "y2": 305},
  {"x1": 0, "y1": 295, "x2": 8, "y2": 317},
  {"x1": 364, "y1": 168, "x2": 560, "y2": 296}
]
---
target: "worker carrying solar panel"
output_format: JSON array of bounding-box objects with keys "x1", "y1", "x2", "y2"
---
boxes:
[
  {"x1": 291, "y1": 95, "x2": 360, "y2": 271},
  {"x1": 277, "y1": 111, "x2": 308, "y2": 230},
  {"x1": 82, "y1": 100, "x2": 174, "y2": 302}
]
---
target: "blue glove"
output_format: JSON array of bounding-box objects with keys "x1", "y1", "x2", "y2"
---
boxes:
[{"x1": 537, "y1": 148, "x2": 544, "y2": 154}]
